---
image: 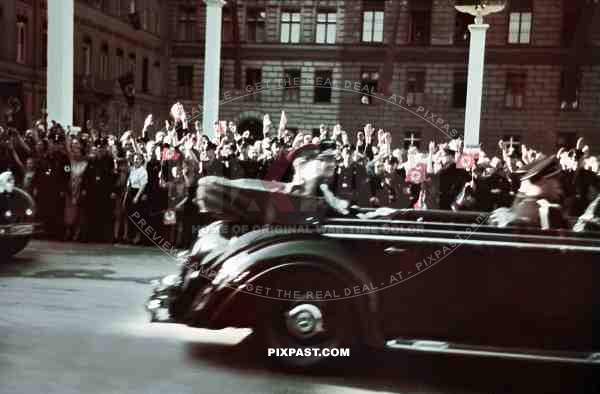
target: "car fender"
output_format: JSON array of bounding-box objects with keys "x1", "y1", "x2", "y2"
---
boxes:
[{"x1": 208, "y1": 238, "x2": 384, "y2": 347}]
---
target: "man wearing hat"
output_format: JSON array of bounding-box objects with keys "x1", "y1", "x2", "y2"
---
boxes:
[{"x1": 490, "y1": 155, "x2": 567, "y2": 229}]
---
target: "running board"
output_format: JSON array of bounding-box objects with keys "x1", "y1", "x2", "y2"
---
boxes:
[{"x1": 386, "y1": 339, "x2": 600, "y2": 365}]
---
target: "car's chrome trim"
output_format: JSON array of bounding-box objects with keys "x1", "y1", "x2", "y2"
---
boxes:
[
  {"x1": 0, "y1": 224, "x2": 34, "y2": 236},
  {"x1": 324, "y1": 221, "x2": 600, "y2": 245},
  {"x1": 323, "y1": 232, "x2": 600, "y2": 253},
  {"x1": 386, "y1": 338, "x2": 600, "y2": 365}
]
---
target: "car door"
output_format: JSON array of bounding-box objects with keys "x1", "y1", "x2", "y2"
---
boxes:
[
  {"x1": 324, "y1": 215, "x2": 493, "y2": 343},
  {"x1": 476, "y1": 227, "x2": 600, "y2": 352}
]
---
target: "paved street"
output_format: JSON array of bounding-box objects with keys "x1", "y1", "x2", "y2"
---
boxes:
[{"x1": 0, "y1": 241, "x2": 597, "y2": 394}]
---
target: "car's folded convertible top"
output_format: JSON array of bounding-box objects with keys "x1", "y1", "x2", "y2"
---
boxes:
[{"x1": 196, "y1": 176, "x2": 329, "y2": 225}]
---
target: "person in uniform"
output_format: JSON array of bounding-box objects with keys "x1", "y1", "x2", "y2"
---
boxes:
[{"x1": 489, "y1": 155, "x2": 567, "y2": 229}]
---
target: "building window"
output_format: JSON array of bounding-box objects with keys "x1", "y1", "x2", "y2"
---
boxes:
[
  {"x1": 560, "y1": 69, "x2": 581, "y2": 111},
  {"x1": 362, "y1": 1, "x2": 384, "y2": 43},
  {"x1": 508, "y1": 0, "x2": 532, "y2": 44},
  {"x1": 408, "y1": 0, "x2": 431, "y2": 45},
  {"x1": 100, "y1": 44, "x2": 109, "y2": 80},
  {"x1": 222, "y1": 6, "x2": 234, "y2": 42},
  {"x1": 360, "y1": 68, "x2": 379, "y2": 104},
  {"x1": 403, "y1": 131, "x2": 422, "y2": 150},
  {"x1": 280, "y1": 11, "x2": 301, "y2": 43},
  {"x1": 557, "y1": 132, "x2": 577, "y2": 150},
  {"x1": 452, "y1": 71, "x2": 467, "y2": 108},
  {"x1": 16, "y1": 17, "x2": 27, "y2": 64},
  {"x1": 128, "y1": 53, "x2": 136, "y2": 73},
  {"x1": 283, "y1": 69, "x2": 301, "y2": 102},
  {"x1": 246, "y1": 8, "x2": 266, "y2": 43},
  {"x1": 562, "y1": 1, "x2": 579, "y2": 47},
  {"x1": 245, "y1": 68, "x2": 262, "y2": 101},
  {"x1": 177, "y1": 65, "x2": 193, "y2": 99},
  {"x1": 454, "y1": 12, "x2": 472, "y2": 45},
  {"x1": 406, "y1": 71, "x2": 425, "y2": 106},
  {"x1": 116, "y1": 48, "x2": 124, "y2": 77},
  {"x1": 177, "y1": 6, "x2": 196, "y2": 41},
  {"x1": 316, "y1": 10, "x2": 336, "y2": 44},
  {"x1": 82, "y1": 37, "x2": 92, "y2": 75},
  {"x1": 142, "y1": 57, "x2": 149, "y2": 93},
  {"x1": 505, "y1": 72, "x2": 526, "y2": 109},
  {"x1": 314, "y1": 70, "x2": 333, "y2": 103}
]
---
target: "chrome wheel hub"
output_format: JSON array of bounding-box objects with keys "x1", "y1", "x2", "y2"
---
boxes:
[{"x1": 285, "y1": 304, "x2": 324, "y2": 339}]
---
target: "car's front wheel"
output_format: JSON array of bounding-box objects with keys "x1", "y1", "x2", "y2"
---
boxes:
[
  {"x1": 1, "y1": 237, "x2": 30, "y2": 259},
  {"x1": 256, "y1": 275, "x2": 356, "y2": 369}
]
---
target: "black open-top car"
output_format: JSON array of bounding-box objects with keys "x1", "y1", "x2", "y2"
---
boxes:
[
  {"x1": 147, "y1": 145, "x2": 600, "y2": 368},
  {"x1": 0, "y1": 185, "x2": 36, "y2": 258},
  {"x1": 147, "y1": 176, "x2": 600, "y2": 369}
]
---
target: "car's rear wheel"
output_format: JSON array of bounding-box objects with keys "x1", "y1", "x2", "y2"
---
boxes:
[{"x1": 256, "y1": 274, "x2": 356, "y2": 369}]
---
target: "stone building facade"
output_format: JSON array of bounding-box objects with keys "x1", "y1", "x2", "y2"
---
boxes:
[
  {"x1": 0, "y1": 0, "x2": 169, "y2": 134},
  {"x1": 169, "y1": 0, "x2": 600, "y2": 153},
  {"x1": 0, "y1": 0, "x2": 598, "y2": 153}
]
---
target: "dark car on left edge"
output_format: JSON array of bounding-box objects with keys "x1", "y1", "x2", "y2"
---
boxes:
[{"x1": 0, "y1": 183, "x2": 37, "y2": 258}]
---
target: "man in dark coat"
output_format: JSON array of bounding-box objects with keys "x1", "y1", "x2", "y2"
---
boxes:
[
  {"x1": 430, "y1": 147, "x2": 470, "y2": 210},
  {"x1": 490, "y1": 156, "x2": 567, "y2": 229}
]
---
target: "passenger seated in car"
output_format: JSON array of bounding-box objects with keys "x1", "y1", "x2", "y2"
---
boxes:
[
  {"x1": 195, "y1": 143, "x2": 350, "y2": 225},
  {"x1": 489, "y1": 156, "x2": 568, "y2": 230}
]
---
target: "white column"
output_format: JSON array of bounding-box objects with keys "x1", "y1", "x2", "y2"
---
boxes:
[
  {"x1": 202, "y1": 0, "x2": 226, "y2": 139},
  {"x1": 47, "y1": 0, "x2": 74, "y2": 128},
  {"x1": 463, "y1": 23, "x2": 489, "y2": 152}
]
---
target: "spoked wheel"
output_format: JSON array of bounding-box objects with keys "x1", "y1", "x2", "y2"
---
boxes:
[{"x1": 258, "y1": 275, "x2": 356, "y2": 369}]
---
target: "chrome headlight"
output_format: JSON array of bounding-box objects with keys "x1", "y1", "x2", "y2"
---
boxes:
[
  {"x1": 153, "y1": 274, "x2": 181, "y2": 292},
  {"x1": 191, "y1": 222, "x2": 229, "y2": 255}
]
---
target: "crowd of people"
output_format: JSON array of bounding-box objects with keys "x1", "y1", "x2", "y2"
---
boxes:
[{"x1": 1, "y1": 103, "x2": 599, "y2": 248}]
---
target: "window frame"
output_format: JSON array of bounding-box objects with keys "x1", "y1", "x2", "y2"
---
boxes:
[
  {"x1": 316, "y1": 9, "x2": 337, "y2": 44},
  {"x1": 177, "y1": 6, "x2": 197, "y2": 41},
  {"x1": 406, "y1": 70, "x2": 426, "y2": 106},
  {"x1": 559, "y1": 69, "x2": 582, "y2": 111},
  {"x1": 176, "y1": 65, "x2": 194, "y2": 100},
  {"x1": 507, "y1": 11, "x2": 533, "y2": 45},
  {"x1": 99, "y1": 44, "x2": 109, "y2": 80},
  {"x1": 283, "y1": 69, "x2": 301, "y2": 102},
  {"x1": 16, "y1": 18, "x2": 27, "y2": 64},
  {"x1": 408, "y1": 11, "x2": 431, "y2": 45},
  {"x1": 504, "y1": 72, "x2": 527, "y2": 109},
  {"x1": 245, "y1": 68, "x2": 263, "y2": 102},
  {"x1": 280, "y1": 10, "x2": 301, "y2": 44},
  {"x1": 361, "y1": 8, "x2": 384, "y2": 43},
  {"x1": 360, "y1": 68, "x2": 380, "y2": 105},
  {"x1": 222, "y1": 5, "x2": 234, "y2": 43},
  {"x1": 314, "y1": 70, "x2": 333, "y2": 103},
  {"x1": 452, "y1": 71, "x2": 468, "y2": 109},
  {"x1": 246, "y1": 8, "x2": 266, "y2": 43}
]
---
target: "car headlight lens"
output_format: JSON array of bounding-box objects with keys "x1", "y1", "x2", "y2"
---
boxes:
[
  {"x1": 161, "y1": 274, "x2": 180, "y2": 287},
  {"x1": 191, "y1": 222, "x2": 228, "y2": 255},
  {"x1": 25, "y1": 209, "x2": 33, "y2": 216},
  {"x1": 4, "y1": 210, "x2": 12, "y2": 218}
]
